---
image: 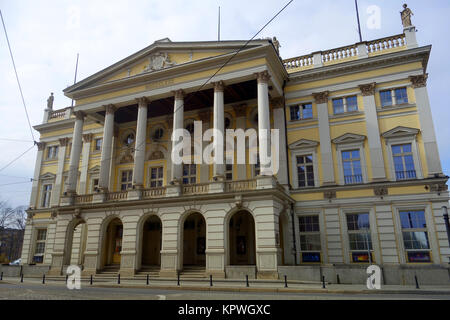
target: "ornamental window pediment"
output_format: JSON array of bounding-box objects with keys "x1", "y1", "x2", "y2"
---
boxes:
[
  {"x1": 332, "y1": 133, "x2": 366, "y2": 145},
  {"x1": 288, "y1": 139, "x2": 319, "y2": 150},
  {"x1": 381, "y1": 126, "x2": 419, "y2": 140}
]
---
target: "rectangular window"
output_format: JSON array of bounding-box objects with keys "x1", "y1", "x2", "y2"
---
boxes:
[
  {"x1": 346, "y1": 213, "x2": 373, "y2": 263},
  {"x1": 333, "y1": 96, "x2": 358, "y2": 114},
  {"x1": 298, "y1": 216, "x2": 321, "y2": 263},
  {"x1": 182, "y1": 164, "x2": 196, "y2": 184},
  {"x1": 47, "y1": 146, "x2": 58, "y2": 160},
  {"x1": 380, "y1": 87, "x2": 408, "y2": 107},
  {"x1": 120, "y1": 170, "x2": 133, "y2": 191},
  {"x1": 225, "y1": 164, "x2": 233, "y2": 181},
  {"x1": 94, "y1": 138, "x2": 102, "y2": 151},
  {"x1": 149, "y1": 167, "x2": 164, "y2": 188},
  {"x1": 342, "y1": 150, "x2": 363, "y2": 184},
  {"x1": 392, "y1": 144, "x2": 416, "y2": 180},
  {"x1": 33, "y1": 229, "x2": 47, "y2": 264},
  {"x1": 380, "y1": 90, "x2": 393, "y2": 107},
  {"x1": 400, "y1": 210, "x2": 431, "y2": 262},
  {"x1": 394, "y1": 88, "x2": 408, "y2": 105},
  {"x1": 41, "y1": 184, "x2": 52, "y2": 208},
  {"x1": 296, "y1": 155, "x2": 315, "y2": 187},
  {"x1": 290, "y1": 103, "x2": 313, "y2": 121},
  {"x1": 92, "y1": 178, "x2": 99, "y2": 192}
]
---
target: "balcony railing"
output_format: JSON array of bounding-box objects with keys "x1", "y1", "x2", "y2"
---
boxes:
[
  {"x1": 105, "y1": 191, "x2": 128, "y2": 201},
  {"x1": 225, "y1": 179, "x2": 257, "y2": 192},
  {"x1": 142, "y1": 187, "x2": 166, "y2": 199},
  {"x1": 182, "y1": 183, "x2": 210, "y2": 195},
  {"x1": 344, "y1": 174, "x2": 363, "y2": 185},
  {"x1": 395, "y1": 170, "x2": 416, "y2": 180},
  {"x1": 74, "y1": 194, "x2": 93, "y2": 204}
]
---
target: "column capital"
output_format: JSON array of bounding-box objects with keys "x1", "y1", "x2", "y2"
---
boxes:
[
  {"x1": 270, "y1": 97, "x2": 285, "y2": 109},
  {"x1": 312, "y1": 91, "x2": 330, "y2": 104},
  {"x1": 172, "y1": 89, "x2": 184, "y2": 100},
  {"x1": 82, "y1": 133, "x2": 94, "y2": 143},
  {"x1": 74, "y1": 111, "x2": 85, "y2": 120},
  {"x1": 233, "y1": 103, "x2": 247, "y2": 117},
  {"x1": 212, "y1": 80, "x2": 225, "y2": 92},
  {"x1": 410, "y1": 74, "x2": 428, "y2": 88},
  {"x1": 359, "y1": 82, "x2": 377, "y2": 96},
  {"x1": 36, "y1": 141, "x2": 46, "y2": 151},
  {"x1": 255, "y1": 70, "x2": 271, "y2": 84},
  {"x1": 59, "y1": 137, "x2": 70, "y2": 147},
  {"x1": 135, "y1": 97, "x2": 149, "y2": 107},
  {"x1": 105, "y1": 104, "x2": 116, "y2": 115}
]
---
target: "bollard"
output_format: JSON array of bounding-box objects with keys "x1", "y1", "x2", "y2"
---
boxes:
[
  {"x1": 210, "y1": 274, "x2": 213, "y2": 287},
  {"x1": 1, "y1": 272, "x2": 3, "y2": 281},
  {"x1": 65, "y1": 274, "x2": 68, "y2": 284},
  {"x1": 90, "y1": 274, "x2": 93, "y2": 285},
  {"x1": 20, "y1": 273, "x2": 23, "y2": 283},
  {"x1": 336, "y1": 274, "x2": 340, "y2": 284},
  {"x1": 284, "y1": 275, "x2": 288, "y2": 288},
  {"x1": 146, "y1": 274, "x2": 149, "y2": 285},
  {"x1": 118, "y1": 273, "x2": 120, "y2": 285},
  {"x1": 42, "y1": 274, "x2": 45, "y2": 284},
  {"x1": 415, "y1": 275, "x2": 420, "y2": 289},
  {"x1": 246, "y1": 275, "x2": 249, "y2": 287},
  {"x1": 322, "y1": 276, "x2": 326, "y2": 289},
  {"x1": 177, "y1": 272, "x2": 180, "y2": 286}
]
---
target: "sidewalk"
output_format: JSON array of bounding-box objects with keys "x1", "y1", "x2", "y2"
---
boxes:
[{"x1": 2, "y1": 276, "x2": 450, "y2": 295}]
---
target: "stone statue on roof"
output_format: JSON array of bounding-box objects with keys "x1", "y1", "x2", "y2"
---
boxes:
[
  {"x1": 272, "y1": 37, "x2": 281, "y2": 54},
  {"x1": 401, "y1": 4, "x2": 414, "y2": 28},
  {"x1": 47, "y1": 92, "x2": 54, "y2": 109}
]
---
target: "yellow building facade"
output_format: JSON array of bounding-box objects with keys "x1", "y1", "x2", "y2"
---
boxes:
[{"x1": 21, "y1": 12, "x2": 450, "y2": 284}]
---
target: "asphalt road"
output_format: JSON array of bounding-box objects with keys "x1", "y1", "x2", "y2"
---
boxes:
[{"x1": 1, "y1": 281, "x2": 449, "y2": 300}]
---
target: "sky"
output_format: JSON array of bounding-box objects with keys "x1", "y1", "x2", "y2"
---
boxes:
[{"x1": 0, "y1": 0, "x2": 449, "y2": 207}]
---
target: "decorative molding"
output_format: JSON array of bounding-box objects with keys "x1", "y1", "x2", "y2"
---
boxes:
[
  {"x1": 88, "y1": 165, "x2": 101, "y2": 174},
  {"x1": 288, "y1": 138, "x2": 319, "y2": 150},
  {"x1": 426, "y1": 183, "x2": 448, "y2": 193},
  {"x1": 135, "y1": 97, "x2": 149, "y2": 106},
  {"x1": 409, "y1": 74, "x2": 428, "y2": 88},
  {"x1": 143, "y1": 52, "x2": 176, "y2": 72},
  {"x1": 105, "y1": 104, "x2": 116, "y2": 115},
  {"x1": 312, "y1": 91, "x2": 329, "y2": 104},
  {"x1": 323, "y1": 190, "x2": 336, "y2": 200},
  {"x1": 119, "y1": 150, "x2": 134, "y2": 164},
  {"x1": 373, "y1": 187, "x2": 388, "y2": 197},
  {"x1": 359, "y1": 82, "x2": 376, "y2": 96},
  {"x1": 39, "y1": 172, "x2": 56, "y2": 180},
  {"x1": 82, "y1": 133, "x2": 93, "y2": 143},
  {"x1": 173, "y1": 89, "x2": 184, "y2": 100},
  {"x1": 212, "y1": 80, "x2": 225, "y2": 92},
  {"x1": 149, "y1": 150, "x2": 165, "y2": 160},
  {"x1": 74, "y1": 111, "x2": 85, "y2": 120},
  {"x1": 332, "y1": 133, "x2": 366, "y2": 145},
  {"x1": 381, "y1": 126, "x2": 420, "y2": 140},
  {"x1": 58, "y1": 137, "x2": 70, "y2": 147},
  {"x1": 233, "y1": 104, "x2": 247, "y2": 117},
  {"x1": 255, "y1": 70, "x2": 271, "y2": 84}
]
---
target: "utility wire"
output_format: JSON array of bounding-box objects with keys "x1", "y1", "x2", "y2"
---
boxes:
[
  {"x1": 1, "y1": 10, "x2": 36, "y2": 142},
  {"x1": 0, "y1": 138, "x2": 35, "y2": 143},
  {"x1": 0, "y1": 181, "x2": 32, "y2": 187},
  {"x1": 0, "y1": 145, "x2": 35, "y2": 173}
]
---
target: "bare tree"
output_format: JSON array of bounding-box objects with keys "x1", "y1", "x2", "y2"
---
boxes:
[{"x1": 0, "y1": 201, "x2": 27, "y2": 229}]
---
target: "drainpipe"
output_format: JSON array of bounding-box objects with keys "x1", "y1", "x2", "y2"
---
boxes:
[{"x1": 281, "y1": 79, "x2": 297, "y2": 265}]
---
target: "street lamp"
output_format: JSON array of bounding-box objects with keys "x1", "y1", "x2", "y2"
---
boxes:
[{"x1": 442, "y1": 206, "x2": 450, "y2": 264}]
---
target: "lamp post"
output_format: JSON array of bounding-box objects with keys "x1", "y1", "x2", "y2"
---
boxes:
[{"x1": 442, "y1": 206, "x2": 450, "y2": 264}]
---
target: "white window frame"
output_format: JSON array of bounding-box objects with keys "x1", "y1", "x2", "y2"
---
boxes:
[
  {"x1": 379, "y1": 86, "x2": 409, "y2": 108},
  {"x1": 46, "y1": 145, "x2": 59, "y2": 160},
  {"x1": 118, "y1": 169, "x2": 133, "y2": 191},
  {"x1": 297, "y1": 214, "x2": 322, "y2": 263},
  {"x1": 148, "y1": 166, "x2": 164, "y2": 188},
  {"x1": 33, "y1": 228, "x2": 47, "y2": 264},
  {"x1": 93, "y1": 138, "x2": 103, "y2": 152},
  {"x1": 290, "y1": 102, "x2": 314, "y2": 121},
  {"x1": 225, "y1": 164, "x2": 233, "y2": 181},
  {"x1": 182, "y1": 164, "x2": 197, "y2": 185},
  {"x1": 40, "y1": 183, "x2": 53, "y2": 208},
  {"x1": 332, "y1": 95, "x2": 358, "y2": 115},
  {"x1": 384, "y1": 136, "x2": 423, "y2": 181},
  {"x1": 335, "y1": 141, "x2": 368, "y2": 185},
  {"x1": 291, "y1": 149, "x2": 319, "y2": 188}
]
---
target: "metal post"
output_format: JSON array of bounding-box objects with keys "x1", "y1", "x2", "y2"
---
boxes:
[
  {"x1": 337, "y1": 274, "x2": 340, "y2": 284},
  {"x1": 90, "y1": 274, "x2": 93, "y2": 285},
  {"x1": 322, "y1": 276, "x2": 326, "y2": 289},
  {"x1": 42, "y1": 274, "x2": 45, "y2": 284},
  {"x1": 20, "y1": 273, "x2": 23, "y2": 283},
  {"x1": 210, "y1": 274, "x2": 213, "y2": 287},
  {"x1": 246, "y1": 275, "x2": 249, "y2": 287},
  {"x1": 146, "y1": 274, "x2": 149, "y2": 285},
  {"x1": 65, "y1": 274, "x2": 68, "y2": 284},
  {"x1": 1, "y1": 272, "x2": 3, "y2": 280},
  {"x1": 118, "y1": 273, "x2": 120, "y2": 285},
  {"x1": 284, "y1": 275, "x2": 288, "y2": 288},
  {"x1": 177, "y1": 272, "x2": 180, "y2": 286},
  {"x1": 443, "y1": 206, "x2": 450, "y2": 264},
  {"x1": 415, "y1": 275, "x2": 420, "y2": 289}
]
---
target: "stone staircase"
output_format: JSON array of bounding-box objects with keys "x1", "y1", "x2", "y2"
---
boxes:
[
  {"x1": 179, "y1": 266, "x2": 207, "y2": 279},
  {"x1": 97, "y1": 264, "x2": 120, "y2": 276},
  {"x1": 135, "y1": 265, "x2": 160, "y2": 278}
]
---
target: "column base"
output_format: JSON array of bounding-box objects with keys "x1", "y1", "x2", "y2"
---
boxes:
[
  {"x1": 256, "y1": 175, "x2": 277, "y2": 189},
  {"x1": 127, "y1": 189, "x2": 142, "y2": 200}
]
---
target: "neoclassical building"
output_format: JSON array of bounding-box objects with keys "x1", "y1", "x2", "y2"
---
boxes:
[{"x1": 21, "y1": 8, "x2": 450, "y2": 284}]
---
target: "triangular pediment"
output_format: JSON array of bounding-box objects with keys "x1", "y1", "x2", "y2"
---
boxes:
[
  {"x1": 62, "y1": 170, "x2": 81, "y2": 178},
  {"x1": 64, "y1": 39, "x2": 271, "y2": 95},
  {"x1": 382, "y1": 126, "x2": 419, "y2": 139},
  {"x1": 289, "y1": 139, "x2": 319, "y2": 149},
  {"x1": 88, "y1": 165, "x2": 100, "y2": 174},
  {"x1": 332, "y1": 133, "x2": 366, "y2": 144},
  {"x1": 39, "y1": 172, "x2": 56, "y2": 180}
]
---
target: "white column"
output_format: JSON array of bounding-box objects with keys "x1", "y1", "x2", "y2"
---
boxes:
[
  {"x1": 410, "y1": 74, "x2": 443, "y2": 176},
  {"x1": 359, "y1": 83, "x2": 386, "y2": 180},
  {"x1": 99, "y1": 105, "x2": 116, "y2": 191},
  {"x1": 51, "y1": 138, "x2": 69, "y2": 206},
  {"x1": 272, "y1": 99, "x2": 288, "y2": 185},
  {"x1": 79, "y1": 133, "x2": 93, "y2": 194},
  {"x1": 65, "y1": 111, "x2": 85, "y2": 194},
  {"x1": 132, "y1": 97, "x2": 149, "y2": 188},
  {"x1": 314, "y1": 91, "x2": 335, "y2": 185},
  {"x1": 256, "y1": 71, "x2": 272, "y2": 176},
  {"x1": 170, "y1": 90, "x2": 184, "y2": 183},
  {"x1": 199, "y1": 111, "x2": 211, "y2": 183},
  {"x1": 213, "y1": 81, "x2": 225, "y2": 180},
  {"x1": 233, "y1": 104, "x2": 247, "y2": 179},
  {"x1": 29, "y1": 142, "x2": 46, "y2": 208}
]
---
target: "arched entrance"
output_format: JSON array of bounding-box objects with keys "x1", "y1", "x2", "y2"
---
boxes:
[
  {"x1": 228, "y1": 210, "x2": 256, "y2": 265},
  {"x1": 101, "y1": 217, "x2": 123, "y2": 267},
  {"x1": 63, "y1": 219, "x2": 87, "y2": 267},
  {"x1": 141, "y1": 215, "x2": 162, "y2": 266},
  {"x1": 182, "y1": 212, "x2": 206, "y2": 266}
]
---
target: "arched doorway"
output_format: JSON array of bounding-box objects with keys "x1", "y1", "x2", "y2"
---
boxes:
[
  {"x1": 141, "y1": 215, "x2": 162, "y2": 267},
  {"x1": 182, "y1": 212, "x2": 206, "y2": 266},
  {"x1": 101, "y1": 217, "x2": 123, "y2": 267},
  {"x1": 63, "y1": 219, "x2": 87, "y2": 267},
  {"x1": 229, "y1": 210, "x2": 256, "y2": 265}
]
